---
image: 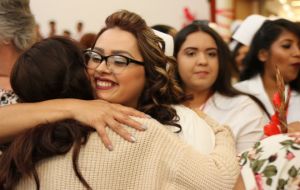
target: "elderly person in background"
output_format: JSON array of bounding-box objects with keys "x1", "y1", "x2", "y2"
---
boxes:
[{"x1": 0, "y1": 0, "x2": 35, "y2": 105}]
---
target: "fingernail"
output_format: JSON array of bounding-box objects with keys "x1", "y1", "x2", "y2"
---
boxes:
[
  {"x1": 130, "y1": 135, "x2": 136, "y2": 143},
  {"x1": 145, "y1": 114, "x2": 152, "y2": 118},
  {"x1": 107, "y1": 145, "x2": 113, "y2": 151},
  {"x1": 141, "y1": 124, "x2": 148, "y2": 130}
]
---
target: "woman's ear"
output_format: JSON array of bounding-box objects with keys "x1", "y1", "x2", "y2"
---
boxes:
[{"x1": 258, "y1": 49, "x2": 268, "y2": 62}]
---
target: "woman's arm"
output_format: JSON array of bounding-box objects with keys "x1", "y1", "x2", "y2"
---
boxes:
[
  {"x1": 233, "y1": 175, "x2": 246, "y2": 190},
  {"x1": 0, "y1": 99, "x2": 147, "y2": 149},
  {"x1": 288, "y1": 121, "x2": 300, "y2": 133},
  {"x1": 173, "y1": 120, "x2": 240, "y2": 189}
]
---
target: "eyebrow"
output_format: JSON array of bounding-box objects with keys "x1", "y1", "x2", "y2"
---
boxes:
[
  {"x1": 93, "y1": 47, "x2": 134, "y2": 57},
  {"x1": 184, "y1": 47, "x2": 217, "y2": 51},
  {"x1": 206, "y1": 48, "x2": 218, "y2": 51},
  {"x1": 93, "y1": 47, "x2": 104, "y2": 54},
  {"x1": 280, "y1": 39, "x2": 294, "y2": 43}
]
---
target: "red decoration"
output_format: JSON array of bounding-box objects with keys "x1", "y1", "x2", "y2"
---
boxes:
[
  {"x1": 271, "y1": 114, "x2": 279, "y2": 126},
  {"x1": 263, "y1": 103, "x2": 282, "y2": 136},
  {"x1": 272, "y1": 92, "x2": 281, "y2": 108},
  {"x1": 264, "y1": 121, "x2": 281, "y2": 137},
  {"x1": 183, "y1": 7, "x2": 195, "y2": 22},
  {"x1": 263, "y1": 63, "x2": 289, "y2": 137}
]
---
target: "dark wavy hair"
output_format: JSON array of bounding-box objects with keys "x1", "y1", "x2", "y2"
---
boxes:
[
  {"x1": 0, "y1": 37, "x2": 94, "y2": 189},
  {"x1": 91, "y1": 10, "x2": 186, "y2": 131},
  {"x1": 231, "y1": 42, "x2": 247, "y2": 79},
  {"x1": 151, "y1": 24, "x2": 177, "y2": 37},
  {"x1": 174, "y1": 23, "x2": 269, "y2": 116},
  {"x1": 240, "y1": 19, "x2": 300, "y2": 92}
]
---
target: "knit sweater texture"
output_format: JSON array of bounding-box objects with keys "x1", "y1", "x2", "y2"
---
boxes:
[{"x1": 16, "y1": 117, "x2": 239, "y2": 190}]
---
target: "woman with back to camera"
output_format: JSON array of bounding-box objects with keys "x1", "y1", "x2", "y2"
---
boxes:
[
  {"x1": 173, "y1": 23, "x2": 269, "y2": 153},
  {"x1": 235, "y1": 18, "x2": 300, "y2": 131},
  {"x1": 233, "y1": 132, "x2": 300, "y2": 190},
  {"x1": 0, "y1": 25, "x2": 238, "y2": 189}
]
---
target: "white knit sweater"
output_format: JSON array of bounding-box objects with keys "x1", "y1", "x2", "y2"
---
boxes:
[{"x1": 16, "y1": 117, "x2": 239, "y2": 190}]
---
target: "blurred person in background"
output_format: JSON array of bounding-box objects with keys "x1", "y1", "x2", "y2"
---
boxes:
[
  {"x1": 63, "y1": 30, "x2": 72, "y2": 39},
  {"x1": 79, "y1": 32, "x2": 97, "y2": 49},
  {"x1": 231, "y1": 42, "x2": 249, "y2": 82},
  {"x1": 74, "y1": 21, "x2": 84, "y2": 41},
  {"x1": 34, "y1": 23, "x2": 44, "y2": 42},
  {"x1": 151, "y1": 24, "x2": 177, "y2": 38},
  {"x1": 236, "y1": 18, "x2": 300, "y2": 130},
  {"x1": 0, "y1": 0, "x2": 35, "y2": 105},
  {"x1": 48, "y1": 20, "x2": 57, "y2": 37}
]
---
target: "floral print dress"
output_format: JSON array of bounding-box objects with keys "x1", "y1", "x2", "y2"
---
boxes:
[
  {"x1": 0, "y1": 88, "x2": 19, "y2": 106},
  {"x1": 0, "y1": 89, "x2": 19, "y2": 154},
  {"x1": 240, "y1": 134, "x2": 300, "y2": 190}
]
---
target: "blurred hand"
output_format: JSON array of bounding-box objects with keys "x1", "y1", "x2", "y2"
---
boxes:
[
  {"x1": 288, "y1": 132, "x2": 300, "y2": 143},
  {"x1": 288, "y1": 121, "x2": 300, "y2": 133},
  {"x1": 68, "y1": 99, "x2": 148, "y2": 150}
]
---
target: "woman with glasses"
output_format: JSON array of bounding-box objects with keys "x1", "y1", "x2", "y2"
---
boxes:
[
  {"x1": 0, "y1": 11, "x2": 216, "y2": 154},
  {"x1": 81, "y1": 16, "x2": 216, "y2": 153},
  {"x1": 0, "y1": 12, "x2": 238, "y2": 189}
]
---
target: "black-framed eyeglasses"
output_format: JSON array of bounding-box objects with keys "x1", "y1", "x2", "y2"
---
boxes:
[{"x1": 83, "y1": 49, "x2": 144, "y2": 74}]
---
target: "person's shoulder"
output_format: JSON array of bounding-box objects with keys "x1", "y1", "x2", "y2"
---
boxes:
[
  {"x1": 171, "y1": 104, "x2": 212, "y2": 125},
  {"x1": 171, "y1": 104, "x2": 196, "y2": 116},
  {"x1": 234, "y1": 80, "x2": 250, "y2": 89},
  {"x1": 234, "y1": 75, "x2": 261, "y2": 92},
  {"x1": 212, "y1": 93, "x2": 264, "y2": 118},
  {"x1": 212, "y1": 92, "x2": 248, "y2": 107}
]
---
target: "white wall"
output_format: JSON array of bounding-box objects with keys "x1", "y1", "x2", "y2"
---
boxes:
[{"x1": 30, "y1": 0, "x2": 210, "y2": 37}]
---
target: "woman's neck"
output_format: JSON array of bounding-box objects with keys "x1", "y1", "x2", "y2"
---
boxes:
[
  {"x1": 0, "y1": 44, "x2": 20, "y2": 77},
  {"x1": 0, "y1": 76, "x2": 11, "y2": 90},
  {"x1": 184, "y1": 89, "x2": 213, "y2": 109}
]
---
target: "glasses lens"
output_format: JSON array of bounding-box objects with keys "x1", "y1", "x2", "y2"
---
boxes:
[
  {"x1": 84, "y1": 51, "x2": 102, "y2": 69},
  {"x1": 108, "y1": 55, "x2": 128, "y2": 74}
]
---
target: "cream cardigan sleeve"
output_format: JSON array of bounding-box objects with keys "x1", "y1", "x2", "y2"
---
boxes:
[
  {"x1": 170, "y1": 124, "x2": 239, "y2": 189},
  {"x1": 16, "y1": 117, "x2": 239, "y2": 190}
]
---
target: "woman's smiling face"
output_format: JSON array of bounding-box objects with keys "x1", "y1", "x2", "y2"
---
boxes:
[{"x1": 87, "y1": 27, "x2": 146, "y2": 108}]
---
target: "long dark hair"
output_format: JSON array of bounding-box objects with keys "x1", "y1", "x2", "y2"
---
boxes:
[
  {"x1": 91, "y1": 10, "x2": 186, "y2": 131},
  {"x1": 0, "y1": 37, "x2": 94, "y2": 189},
  {"x1": 174, "y1": 23, "x2": 269, "y2": 116},
  {"x1": 240, "y1": 19, "x2": 300, "y2": 92},
  {"x1": 231, "y1": 42, "x2": 247, "y2": 79}
]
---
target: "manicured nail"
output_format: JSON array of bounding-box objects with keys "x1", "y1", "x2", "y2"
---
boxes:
[
  {"x1": 141, "y1": 124, "x2": 148, "y2": 130},
  {"x1": 107, "y1": 145, "x2": 113, "y2": 151},
  {"x1": 130, "y1": 135, "x2": 136, "y2": 143}
]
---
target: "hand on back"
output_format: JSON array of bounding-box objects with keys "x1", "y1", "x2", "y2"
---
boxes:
[{"x1": 69, "y1": 99, "x2": 148, "y2": 150}]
